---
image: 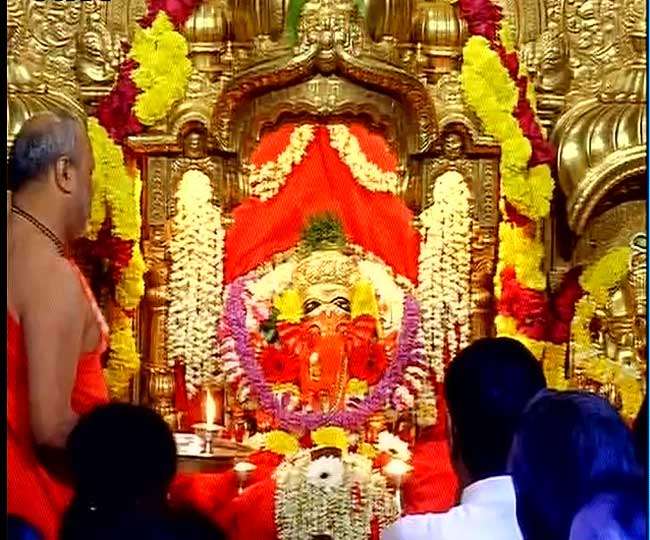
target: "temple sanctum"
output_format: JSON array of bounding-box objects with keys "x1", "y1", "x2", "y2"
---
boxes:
[{"x1": 7, "y1": 0, "x2": 647, "y2": 538}]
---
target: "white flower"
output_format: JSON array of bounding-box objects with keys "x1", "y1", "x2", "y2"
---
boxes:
[
  {"x1": 245, "y1": 432, "x2": 267, "y2": 451},
  {"x1": 377, "y1": 431, "x2": 411, "y2": 462},
  {"x1": 306, "y1": 456, "x2": 345, "y2": 490},
  {"x1": 344, "y1": 453, "x2": 372, "y2": 481}
]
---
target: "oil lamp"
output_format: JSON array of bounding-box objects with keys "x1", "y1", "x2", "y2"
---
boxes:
[
  {"x1": 383, "y1": 458, "x2": 412, "y2": 516},
  {"x1": 192, "y1": 390, "x2": 223, "y2": 455},
  {"x1": 233, "y1": 458, "x2": 257, "y2": 495}
]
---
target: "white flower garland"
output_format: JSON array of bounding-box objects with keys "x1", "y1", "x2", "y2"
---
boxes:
[
  {"x1": 418, "y1": 170, "x2": 472, "y2": 381},
  {"x1": 167, "y1": 169, "x2": 224, "y2": 397},
  {"x1": 275, "y1": 450, "x2": 398, "y2": 540},
  {"x1": 327, "y1": 124, "x2": 404, "y2": 194},
  {"x1": 248, "y1": 124, "x2": 316, "y2": 201}
]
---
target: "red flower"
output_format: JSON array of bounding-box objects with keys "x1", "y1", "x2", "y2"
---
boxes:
[
  {"x1": 547, "y1": 268, "x2": 584, "y2": 344},
  {"x1": 505, "y1": 202, "x2": 533, "y2": 228},
  {"x1": 458, "y1": 0, "x2": 503, "y2": 42},
  {"x1": 258, "y1": 347, "x2": 300, "y2": 384},
  {"x1": 348, "y1": 342, "x2": 388, "y2": 386},
  {"x1": 96, "y1": 59, "x2": 143, "y2": 144},
  {"x1": 140, "y1": 0, "x2": 202, "y2": 28},
  {"x1": 499, "y1": 267, "x2": 550, "y2": 340}
]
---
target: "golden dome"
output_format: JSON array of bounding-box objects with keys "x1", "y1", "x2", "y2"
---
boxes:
[
  {"x1": 552, "y1": 62, "x2": 646, "y2": 234},
  {"x1": 366, "y1": 0, "x2": 415, "y2": 42},
  {"x1": 411, "y1": 0, "x2": 467, "y2": 49},
  {"x1": 183, "y1": 0, "x2": 232, "y2": 43}
]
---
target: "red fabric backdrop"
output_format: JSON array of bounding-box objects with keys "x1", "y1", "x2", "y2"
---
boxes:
[{"x1": 224, "y1": 123, "x2": 420, "y2": 284}]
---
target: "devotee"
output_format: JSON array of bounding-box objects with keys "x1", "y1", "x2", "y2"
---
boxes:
[
  {"x1": 7, "y1": 112, "x2": 108, "y2": 540},
  {"x1": 382, "y1": 337, "x2": 547, "y2": 540},
  {"x1": 569, "y1": 475, "x2": 647, "y2": 540},
  {"x1": 8, "y1": 516, "x2": 43, "y2": 540},
  {"x1": 61, "y1": 403, "x2": 226, "y2": 540},
  {"x1": 508, "y1": 390, "x2": 641, "y2": 540}
]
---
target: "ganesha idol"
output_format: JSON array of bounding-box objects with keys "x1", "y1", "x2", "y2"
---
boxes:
[{"x1": 220, "y1": 217, "x2": 430, "y2": 437}]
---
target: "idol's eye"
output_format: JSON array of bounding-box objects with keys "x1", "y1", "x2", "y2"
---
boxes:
[
  {"x1": 332, "y1": 297, "x2": 351, "y2": 313},
  {"x1": 303, "y1": 299, "x2": 322, "y2": 314}
]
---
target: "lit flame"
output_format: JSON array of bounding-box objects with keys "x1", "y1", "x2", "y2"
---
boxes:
[
  {"x1": 206, "y1": 391, "x2": 216, "y2": 426},
  {"x1": 383, "y1": 458, "x2": 411, "y2": 478}
]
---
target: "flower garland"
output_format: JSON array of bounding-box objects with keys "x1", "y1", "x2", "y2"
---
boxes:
[
  {"x1": 130, "y1": 12, "x2": 193, "y2": 126},
  {"x1": 86, "y1": 119, "x2": 145, "y2": 399},
  {"x1": 167, "y1": 169, "x2": 224, "y2": 397},
  {"x1": 570, "y1": 246, "x2": 645, "y2": 419},
  {"x1": 249, "y1": 124, "x2": 316, "y2": 201},
  {"x1": 222, "y1": 275, "x2": 425, "y2": 432},
  {"x1": 81, "y1": 0, "x2": 199, "y2": 399},
  {"x1": 96, "y1": 2, "x2": 198, "y2": 144},
  {"x1": 274, "y1": 449, "x2": 397, "y2": 540},
  {"x1": 417, "y1": 170, "x2": 472, "y2": 382},
  {"x1": 327, "y1": 124, "x2": 403, "y2": 194},
  {"x1": 458, "y1": 2, "x2": 567, "y2": 362}
]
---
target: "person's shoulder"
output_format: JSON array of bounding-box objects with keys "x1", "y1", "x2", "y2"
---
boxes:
[
  {"x1": 381, "y1": 513, "x2": 445, "y2": 540},
  {"x1": 32, "y1": 257, "x2": 84, "y2": 298}
]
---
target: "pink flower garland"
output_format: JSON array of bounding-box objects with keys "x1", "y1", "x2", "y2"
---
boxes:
[{"x1": 222, "y1": 275, "x2": 425, "y2": 432}]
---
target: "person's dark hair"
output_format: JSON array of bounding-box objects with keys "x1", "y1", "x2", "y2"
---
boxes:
[
  {"x1": 444, "y1": 337, "x2": 547, "y2": 481},
  {"x1": 60, "y1": 507, "x2": 227, "y2": 540},
  {"x1": 8, "y1": 112, "x2": 84, "y2": 192},
  {"x1": 7, "y1": 515, "x2": 43, "y2": 540},
  {"x1": 508, "y1": 390, "x2": 641, "y2": 540},
  {"x1": 569, "y1": 474, "x2": 648, "y2": 540},
  {"x1": 633, "y1": 394, "x2": 647, "y2": 473},
  {"x1": 64, "y1": 403, "x2": 177, "y2": 515}
]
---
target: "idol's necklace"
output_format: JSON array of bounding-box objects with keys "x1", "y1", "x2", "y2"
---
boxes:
[{"x1": 12, "y1": 205, "x2": 66, "y2": 257}]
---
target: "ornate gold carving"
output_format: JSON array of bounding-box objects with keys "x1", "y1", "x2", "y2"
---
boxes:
[
  {"x1": 293, "y1": 250, "x2": 361, "y2": 300},
  {"x1": 146, "y1": 158, "x2": 169, "y2": 225},
  {"x1": 76, "y1": 2, "x2": 122, "y2": 88},
  {"x1": 574, "y1": 201, "x2": 646, "y2": 267},
  {"x1": 470, "y1": 225, "x2": 497, "y2": 339},
  {"x1": 142, "y1": 224, "x2": 176, "y2": 426},
  {"x1": 7, "y1": 0, "x2": 86, "y2": 148}
]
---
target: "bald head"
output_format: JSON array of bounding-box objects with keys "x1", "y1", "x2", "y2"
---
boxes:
[{"x1": 8, "y1": 112, "x2": 86, "y2": 193}]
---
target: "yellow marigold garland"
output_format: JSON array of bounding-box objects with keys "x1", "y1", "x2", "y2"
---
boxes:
[
  {"x1": 130, "y1": 12, "x2": 192, "y2": 126},
  {"x1": 87, "y1": 118, "x2": 145, "y2": 399},
  {"x1": 571, "y1": 247, "x2": 643, "y2": 419},
  {"x1": 461, "y1": 34, "x2": 558, "y2": 367},
  {"x1": 496, "y1": 222, "x2": 546, "y2": 293},
  {"x1": 105, "y1": 310, "x2": 140, "y2": 400},
  {"x1": 461, "y1": 36, "x2": 553, "y2": 220}
]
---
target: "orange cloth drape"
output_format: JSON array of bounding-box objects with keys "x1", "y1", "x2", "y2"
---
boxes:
[{"x1": 225, "y1": 124, "x2": 420, "y2": 284}]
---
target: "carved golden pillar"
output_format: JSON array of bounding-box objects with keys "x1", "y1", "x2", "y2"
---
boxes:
[{"x1": 143, "y1": 225, "x2": 177, "y2": 428}]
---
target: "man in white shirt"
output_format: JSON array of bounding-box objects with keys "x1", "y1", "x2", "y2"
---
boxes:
[{"x1": 382, "y1": 338, "x2": 547, "y2": 540}]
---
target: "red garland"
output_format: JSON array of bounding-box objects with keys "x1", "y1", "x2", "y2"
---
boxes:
[
  {"x1": 140, "y1": 0, "x2": 203, "y2": 28},
  {"x1": 458, "y1": 0, "x2": 555, "y2": 167},
  {"x1": 457, "y1": 0, "x2": 503, "y2": 42},
  {"x1": 547, "y1": 268, "x2": 584, "y2": 344},
  {"x1": 96, "y1": 58, "x2": 143, "y2": 144},
  {"x1": 498, "y1": 267, "x2": 549, "y2": 340}
]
